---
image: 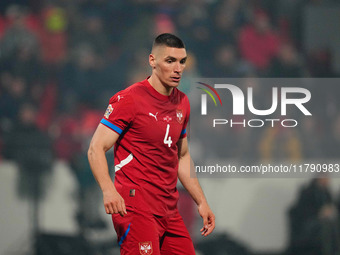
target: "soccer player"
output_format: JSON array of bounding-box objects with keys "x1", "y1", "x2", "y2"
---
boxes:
[{"x1": 88, "y1": 33, "x2": 215, "y2": 255}]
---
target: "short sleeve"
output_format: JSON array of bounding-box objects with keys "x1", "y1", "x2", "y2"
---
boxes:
[
  {"x1": 100, "y1": 91, "x2": 135, "y2": 135},
  {"x1": 180, "y1": 96, "x2": 190, "y2": 139}
]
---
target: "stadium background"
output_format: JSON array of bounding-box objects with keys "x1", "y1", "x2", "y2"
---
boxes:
[{"x1": 0, "y1": 0, "x2": 340, "y2": 255}]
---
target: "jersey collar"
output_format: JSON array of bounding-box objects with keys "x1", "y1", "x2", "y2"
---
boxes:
[{"x1": 143, "y1": 77, "x2": 175, "y2": 101}]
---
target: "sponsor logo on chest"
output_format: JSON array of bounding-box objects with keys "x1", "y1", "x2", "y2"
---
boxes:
[
  {"x1": 163, "y1": 116, "x2": 172, "y2": 122},
  {"x1": 147, "y1": 111, "x2": 183, "y2": 124}
]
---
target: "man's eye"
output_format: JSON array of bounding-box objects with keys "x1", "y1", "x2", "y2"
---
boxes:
[
  {"x1": 180, "y1": 60, "x2": 186, "y2": 64},
  {"x1": 167, "y1": 60, "x2": 172, "y2": 63}
]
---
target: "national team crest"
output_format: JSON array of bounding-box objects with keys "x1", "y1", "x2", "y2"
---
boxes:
[
  {"x1": 139, "y1": 241, "x2": 153, "y2": 255},
  {"x1": 176, "y1": 109, "x2": 184, "y2": 124},
  {"x1": 104, "y1": 104, "x2": 113, "y2": 119}
]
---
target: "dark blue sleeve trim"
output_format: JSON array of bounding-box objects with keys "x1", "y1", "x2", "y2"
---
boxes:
[
  {"x1": 181, "y1": 129, "x2": 186, "y2": 136},
  {"x1": 100, "y1": 119, "x2": 123, "y2": 134},
  {"x1": 118, "y1": 223, "x2": 131, "y2": 246}
]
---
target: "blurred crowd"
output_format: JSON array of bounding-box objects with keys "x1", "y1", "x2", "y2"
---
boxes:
[
  {"x1": 0, "y1": 0, "x2": 340, "y2": 253},
  {"x1": 0, "y1": 0, "x2": 340, "y2": 161},
  {"x1": 287, "y1": 174, "x2": 340, "y2": 255},
  {"x1": 0, "y1": 0, "x2": 340, "y2": 227},
  {"x1": 0, "y1": 0, "x2": 339, "y2": 166}
]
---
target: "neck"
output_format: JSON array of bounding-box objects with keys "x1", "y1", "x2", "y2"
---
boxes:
[{"x1": 148, "y1": 75, "x2": 173, "y2": 96}]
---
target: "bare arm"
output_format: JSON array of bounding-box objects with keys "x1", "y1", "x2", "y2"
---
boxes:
[
  {"x1": 177, "y1": 137, "x2": 215, "y2": 236},
  {"x1": 88, "y1": 124, "x2": 127, "y2": 216}
]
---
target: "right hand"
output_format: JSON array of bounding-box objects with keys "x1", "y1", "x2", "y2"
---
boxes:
[
  {"x1": 103, "y1": 189, "x2": 127, "y2": 216},
  {"x1": 198, "y1": 202, "x2": 215, "y2": 237}
]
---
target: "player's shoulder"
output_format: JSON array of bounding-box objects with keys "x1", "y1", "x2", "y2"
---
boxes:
[
  {"x1": 109, "y1": 80, "x2": 146, "y2": 103},
  {"x1": 173, "y1": 88, "x2": 190, "y2": 106},
  {"x1": 175, "y1": 88, "x2": 188, "y2": 99},
  {"x1": 127, "y1": 80, "x2": 149, "y2": 95}
]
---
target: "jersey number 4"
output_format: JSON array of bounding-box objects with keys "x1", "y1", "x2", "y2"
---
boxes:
[{"x1": 163, "y1": 124, "x2": 172, "y2": 147}]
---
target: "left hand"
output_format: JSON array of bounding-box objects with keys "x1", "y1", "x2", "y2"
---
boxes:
[{"x1": 198, "y1": 202, "x2": 215, "y2": 236}]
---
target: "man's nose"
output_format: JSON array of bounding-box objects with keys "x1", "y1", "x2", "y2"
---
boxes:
[{"x1": 174, "y1": 62, "x2": 182, "y2": 73}]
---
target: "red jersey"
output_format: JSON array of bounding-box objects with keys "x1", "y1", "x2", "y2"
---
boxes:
[{"x1": 100, "y1": 78, "x2": 190, "y2": 216}]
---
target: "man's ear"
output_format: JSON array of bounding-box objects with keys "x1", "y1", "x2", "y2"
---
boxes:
[{"x1": 149, "y1": 54, "x2": 156, "y2": 69}]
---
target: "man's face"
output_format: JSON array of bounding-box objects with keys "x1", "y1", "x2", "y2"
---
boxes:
[{"x1": 149, "y1": 46, "x2": 187, "y2": 88}]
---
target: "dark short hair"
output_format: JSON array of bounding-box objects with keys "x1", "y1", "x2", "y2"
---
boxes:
[{"x1": 153, "y1": 33, "x2": 185, "y2": 49}]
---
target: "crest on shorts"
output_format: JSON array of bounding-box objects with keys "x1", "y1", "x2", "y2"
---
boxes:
[
  {"x1": 176, "y1": 109, "x2": 184, "y2": 124},
  {"x1": 139, "y1": 241, "x2": 153, "y2": 255},
  {"x1": 104, "y1": 104, "x2": 113, "y2": 119}
]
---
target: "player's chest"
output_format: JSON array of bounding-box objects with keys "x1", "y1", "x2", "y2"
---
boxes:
[{"x1": 130, "y1": 104, "x2": 186, "y2": 147}]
